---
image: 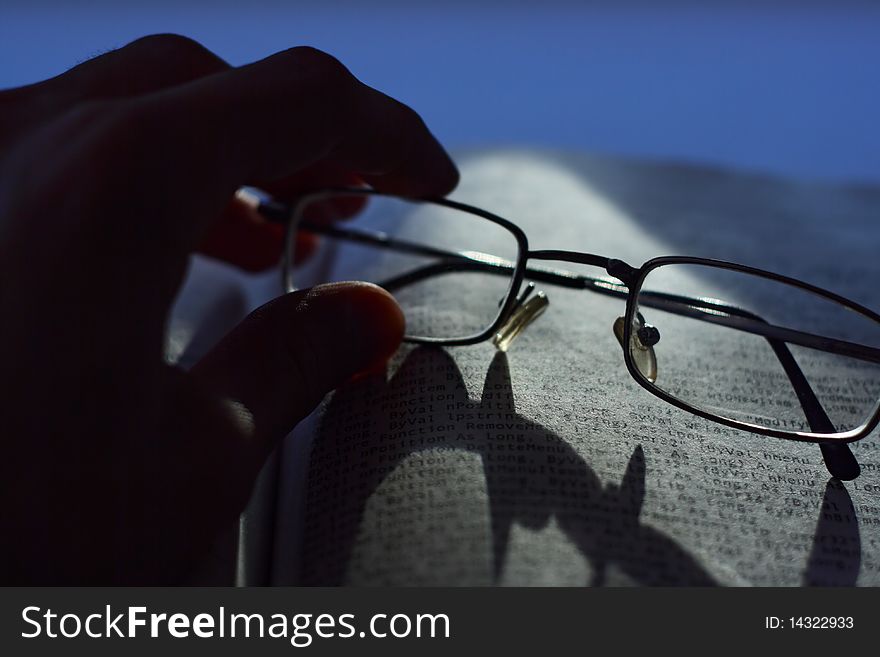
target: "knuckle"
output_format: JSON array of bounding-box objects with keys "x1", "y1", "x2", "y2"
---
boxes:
[
  {"x1": 128, "y1": 33, "x2": 212, "y2": 61},
  {"x1": 283, "y1": 46, "x2": 354, "y2": 92}
]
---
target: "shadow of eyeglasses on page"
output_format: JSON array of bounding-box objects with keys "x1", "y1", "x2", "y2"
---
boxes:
[{"x1": 299, "y1": 346, "x2": 717, "y2": 586}]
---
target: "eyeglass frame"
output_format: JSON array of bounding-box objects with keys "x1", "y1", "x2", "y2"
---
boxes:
[{"x1": 254, "y1": 186, "x2": 880, "y2": 481}]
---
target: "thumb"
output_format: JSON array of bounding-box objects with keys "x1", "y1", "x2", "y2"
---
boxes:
[{"x1": 190, "y1": 281, "x2": 404, "y2": 450}]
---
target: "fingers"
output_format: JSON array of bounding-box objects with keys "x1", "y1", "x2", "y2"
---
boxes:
[
  {"x1": 189, "y1": 282, "x2": 404, "y2": 450},
  {"x1": 133, "y1": 46, "x2": 458, "y2": 205},
  {"x1": 65, "y1": 34, "x2": 230, "y2": 98},
  {"x1": 5, "y1": 43, "x2": 458, "y2": 305}
]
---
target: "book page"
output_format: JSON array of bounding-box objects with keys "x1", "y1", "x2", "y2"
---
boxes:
[{"x1": 268, "y1": 150, "x2": 880, "y2": 586}]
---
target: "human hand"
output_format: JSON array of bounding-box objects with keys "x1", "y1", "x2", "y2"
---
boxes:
[{"x1": 0, "y1": 35, "x2": 458, "y2": 583}]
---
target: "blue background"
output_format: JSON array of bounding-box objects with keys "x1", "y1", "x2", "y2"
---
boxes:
[{"x1": 2, "y1": 1, "x2": 878, "y2": 183}]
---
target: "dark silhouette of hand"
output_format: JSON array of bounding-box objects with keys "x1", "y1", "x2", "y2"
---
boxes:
[{"x1": 0, "y1": 34, "x2": 457, "y2": 583}]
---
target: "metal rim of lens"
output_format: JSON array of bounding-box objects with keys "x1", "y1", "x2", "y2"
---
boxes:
[
  {"x1": 283, "y1": 188, "x2": 531, "y2": 345},
  {"x1": 622, "y1": 256, "x2": 880, "y2": 444}
]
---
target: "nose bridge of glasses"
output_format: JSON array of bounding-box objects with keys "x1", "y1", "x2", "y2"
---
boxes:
[
  {"x1": 490, "y1": 250, "x2": 632, "y2": 353},
  {"x1": 528, "y1": 249, "x2": 610, "y2": 268}
]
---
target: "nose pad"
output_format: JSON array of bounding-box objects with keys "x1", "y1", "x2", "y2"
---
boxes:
[
  {"x1": 492, "y1": 282, "x2": 549, "y2": 352},
  {"x1": 613, "y1": 313, "x2": 659, "y2": 383}
]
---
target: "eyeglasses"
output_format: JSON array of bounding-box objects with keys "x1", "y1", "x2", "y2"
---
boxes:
[{"x1": 253, "y1": 187, "x2": 880, "y2": 482}]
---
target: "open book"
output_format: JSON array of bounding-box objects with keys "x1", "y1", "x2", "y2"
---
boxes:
[{"x1": 172, "y1": 149, "x2": 880, "y2": 586}]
